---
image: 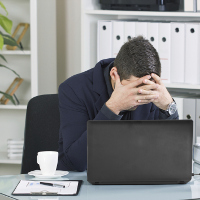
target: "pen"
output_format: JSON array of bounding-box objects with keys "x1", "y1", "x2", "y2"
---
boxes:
[{"x1": 40, "y1": 182, "x2": 65, "y2": 188}]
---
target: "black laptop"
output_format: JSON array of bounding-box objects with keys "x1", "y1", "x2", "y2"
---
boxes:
[{"x1": 87, "y1": 120, "x2": 193, "y2": 185}]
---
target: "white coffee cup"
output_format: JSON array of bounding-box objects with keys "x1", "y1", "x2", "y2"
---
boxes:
[{"x1": 37, "y1": 151, "x2": 58, "y2": 175}]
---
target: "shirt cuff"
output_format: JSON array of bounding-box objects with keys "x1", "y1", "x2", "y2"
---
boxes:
[
  {"x1": 101, "y1": 103, "x2": 123, "y2": 120},
  {"x1": 159, "y1": 109, "x2": 179, "y2": 120}
]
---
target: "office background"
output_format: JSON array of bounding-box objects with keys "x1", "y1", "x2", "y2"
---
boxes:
[
  {"x1": 0, "y1": 0, "x2": 81, "y2": 176},
  {"x1": 1, "y1": 0, "x2": 200, "y2": 175},
  {"x1": 57, "y1": 0, "x2": 81, "y2": 86}
]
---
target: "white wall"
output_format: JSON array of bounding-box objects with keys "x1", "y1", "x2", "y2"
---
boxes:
[{"x1": 56, "y1": 0, "x2": 81, "y2": 87}]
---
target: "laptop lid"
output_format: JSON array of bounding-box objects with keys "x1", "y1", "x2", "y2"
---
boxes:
[{"x1": 87, "y1": 120, "x2": 193, "y2": 185}]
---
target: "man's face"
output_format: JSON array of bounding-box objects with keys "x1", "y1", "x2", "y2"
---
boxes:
[
  {"x1": 121, "y1": 75, "x2": 139, "y2": 86},
  {"x1": 121, "y1": 75, "x2": 155, "y2": 86}
]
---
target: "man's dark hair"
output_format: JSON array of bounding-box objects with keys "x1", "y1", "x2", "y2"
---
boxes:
[{"x1": 114, "y1": 36, "x2": 161, "y2": 81}]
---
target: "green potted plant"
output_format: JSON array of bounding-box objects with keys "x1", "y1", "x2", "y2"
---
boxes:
[{"x1": 0, "y1": 1, "x2": 21, "y2": 105}]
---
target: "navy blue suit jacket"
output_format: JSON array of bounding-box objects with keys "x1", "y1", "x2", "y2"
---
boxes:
[{"x1": 57, "y1": 58, "x2": 173, "y2": 172}]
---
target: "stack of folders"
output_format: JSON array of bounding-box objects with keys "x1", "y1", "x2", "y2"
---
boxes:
[
  {"x1": 194, "y1": 143, "x2": 200, "y2": 165},
  {"x1": 173, "y1": 93, "x2": 200, "y2": 165},
  {"x1": 184, "y1": 0, "x2": 200, "y2": 12},
  {"x1": 7, "y1": 139, "x2": 24, "y2": 159},
  {"x1": 97, "y1": 20, "x2": 200, "y2": 85},
  {"x1": 170, "y1": 92, "x2": 200, "y2": 145},
  {"x1": 193, "y1": 138, "x2": 200, "y2": 165}
]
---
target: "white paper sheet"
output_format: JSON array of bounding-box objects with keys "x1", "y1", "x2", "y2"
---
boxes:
[{"x1": 13, "y1": 180, "x2": 79, "y2": 195}]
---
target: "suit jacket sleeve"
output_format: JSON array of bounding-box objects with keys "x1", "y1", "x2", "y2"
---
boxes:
[
  {"x1": 58, "y1": 83, "x2": 112, "y2": 172},
  {"x1": 159, "y1": 110, "x2": 179, "y2": 120}
]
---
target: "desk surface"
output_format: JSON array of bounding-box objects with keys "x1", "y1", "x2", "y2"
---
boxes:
[{"x1": 1, "y1": 163, "x2": 200, "y2": 200}]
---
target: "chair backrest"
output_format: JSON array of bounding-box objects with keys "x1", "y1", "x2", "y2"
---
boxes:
[{"x1": 21, "y1": 94, "x2": 60, "y2": 174}]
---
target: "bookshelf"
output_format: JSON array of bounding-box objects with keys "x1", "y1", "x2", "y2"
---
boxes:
[
  {"x1": 84, "y1": 9, "x2": 200, "y2": 17},
  {"x1": 0, "y1": 0, "x2": 57, "y2": 170},
  {"x1": 81, "y1": 0, "x2": 200, "y2": 94},
  {"x1": 0, "y1": 152, "x2": 21, "y2": 164},
  {"x1": 1, "y1": 49, "x2": 31, "y2": 55}
]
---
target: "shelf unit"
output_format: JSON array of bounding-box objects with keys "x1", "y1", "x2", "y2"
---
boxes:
[
  {"x1": 0, "y1": 104, "x2": 27, "y2": 110},
  {"x1": 81, "y1": 0, "x2": 200, "y2": 92},
  {"x1": 0, "y1": 153, "x2": 22, "y2": 164},
  {"x1": 165, "y1": 83, "x2": 200, "y2": 90},
  {"x1": 1, "y1": 50, "x2": 31, "y2": 55},
  {"x1": 84, "y1": 9, "x2": 200, "y2": 17},
  {"x1": 0, "y1": 0, "x2": 57, "y2": 168}
]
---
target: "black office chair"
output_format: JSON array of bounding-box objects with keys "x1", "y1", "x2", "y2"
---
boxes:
[{"x1": 21, "y1": 94, "x2": 60, "y2": 174}]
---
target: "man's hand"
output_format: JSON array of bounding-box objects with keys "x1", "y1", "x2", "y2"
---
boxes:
[
  {"x1": 106, "y1": 72, "x2": 159, "y2": 115},
  {"x1": 138, "y1": 73, "x2": 173, "y2": 111}
]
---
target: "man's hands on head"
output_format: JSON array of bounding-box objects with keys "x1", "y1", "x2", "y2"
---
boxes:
[
  {"x1": 106, "y1": 72, "x2": 159, "y2": 115},
  {"x1": 151, "y1": 73, "x2": 173, "y2": 110},
  {"x1": 106, "y1": 72, "x2": 173, "y2": 115},
  {"x1": 135, "y1": 73, "x2": 173, "y2": 111}
]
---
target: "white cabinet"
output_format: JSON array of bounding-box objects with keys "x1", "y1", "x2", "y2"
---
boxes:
[{"x1": 0, "y1": 0, "x2": 57, "y2": 172}]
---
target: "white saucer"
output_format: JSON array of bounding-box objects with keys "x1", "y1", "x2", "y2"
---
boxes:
[{"x1": 28, "y1": 170, "x2": 69, "y2": 179}]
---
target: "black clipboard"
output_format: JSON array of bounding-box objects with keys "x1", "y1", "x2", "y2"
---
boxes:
[{"x1": 12, "y1": 180, "x2": 83, "y2": 196}]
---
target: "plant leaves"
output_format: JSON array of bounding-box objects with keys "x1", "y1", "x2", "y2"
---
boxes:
[
  {"x1": 0, "y1": 91, "x2": 16, "y2": 105},
  {"x1": 0, "y1": 2, "x2": 8, "y2": 15},
  {"x1": 0, "y1": 33, "x2": 3, "y2": 49},
  {"x1": 0, "y1": 64, "x2": 20, "y2": 77},
  {"x1": 0, "y1": 31, "x2": 20, "y2": 48},
  {"x1": 0, "y1": 14, "x2": 12, "y2": 34},
  {"x1": 0, "y1": 54, "x2": 7, "y2": 62}
]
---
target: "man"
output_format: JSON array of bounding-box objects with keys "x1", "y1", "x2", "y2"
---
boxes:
[{"x1": 57, "y1": 36, "x2": 178, "y2": 172}]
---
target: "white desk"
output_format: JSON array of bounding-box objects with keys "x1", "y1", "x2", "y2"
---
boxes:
[{"x1": 1, "y1": 163, "x2": 200, "y2": 200}]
